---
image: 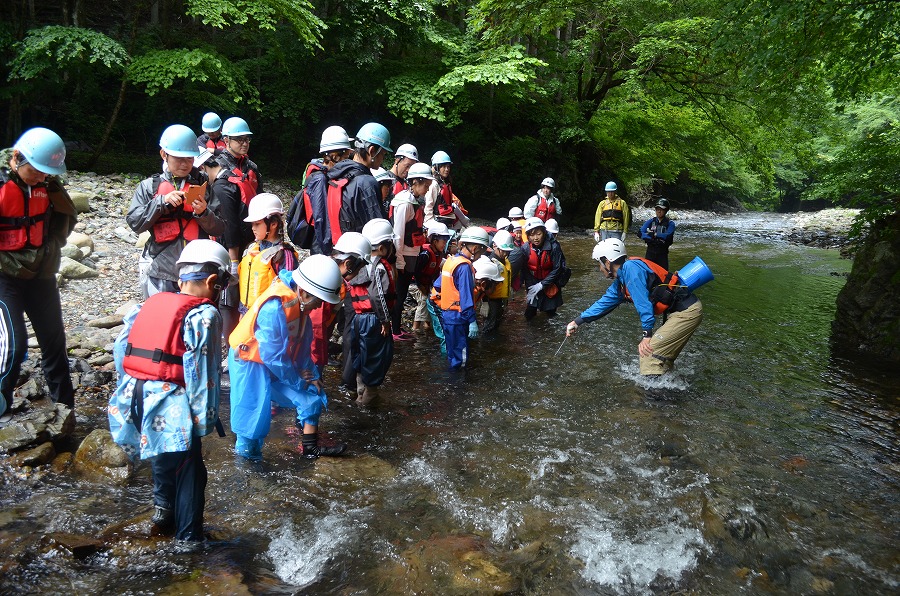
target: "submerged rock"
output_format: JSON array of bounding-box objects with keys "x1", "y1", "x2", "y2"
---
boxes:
[{"x1": 72, "y1": 429, "x2": 133, "y2": 485}]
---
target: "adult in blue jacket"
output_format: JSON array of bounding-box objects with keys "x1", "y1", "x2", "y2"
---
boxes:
[
  {"x1": 640, "y1": 198, "x2": 675, "y2": 270},
  {"x1": 566, "y1": 239, "x2": 702, "y2": 376}
]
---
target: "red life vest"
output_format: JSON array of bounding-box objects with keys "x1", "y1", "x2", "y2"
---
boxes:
[
  {"x1": 300, "y1": 161, "x2": 324, "y2": 227},
  {"x1": 227, "y1": 161, "x2": 259, "y2": 206},
  {"x1": 391, "y1": 178, "x2": 408, "y2": 196},
  {"x1": 622, "y1": 257, "x2": 680, "y2": 315},
  {"x1": 349, "y1": 260, "x2": 396, "y2": 314},
  {"x1": 534, "y1": 195, "x2": 557, "y2": 222},
  {"x1": 0, "y1": 175, "x2": 51, "y2": 251},
  {"x1": 388, "y1": 196, "x2": 426, "y2": 247},
  {"x1": 205, "y1": 137, "x2": 226, "y2": 153},
  {"x1": 326, "y1": 177, "x2": 349, "y2": 245},
  {"x1": 417, "y1": 244, "x2": 442, "y2": 287},
  {"x1": 525, "y1": 243, "x2": 554, "y2": 281},
  {"x1": 151, "y1": 178, "x2": 200, "y2": 244},
  {"x1": 122, "y1": 293, "x2": 215, "y2": 384},
  {"x1": 436, "y1": 181, "x2": 454, "y2": 217}
]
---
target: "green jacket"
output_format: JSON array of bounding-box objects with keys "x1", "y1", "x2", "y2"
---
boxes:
[{"x1": 0, "y1": 158, "x2": 78, "y2": 280}]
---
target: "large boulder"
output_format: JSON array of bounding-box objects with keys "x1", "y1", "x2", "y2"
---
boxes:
[
  {"x1": 0, "y1": 403, "x2": 74, "y2": 453},
  {"x1": 68, "y1": 191, "x2": 93, "y2": 214},
  {"x1": 831, "y1": 215, "x2": 900, "y2": 362},
  {"x1": 72, "y1": 429, "x2": 133, "y2": 485},
  {"x1": 59, "y1": 256, "x2": 98, "y2": 279}
]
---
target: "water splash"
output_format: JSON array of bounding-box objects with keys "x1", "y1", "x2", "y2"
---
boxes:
[{"x1": 267, "y1": 512, "x2": 358, "y2": 587}]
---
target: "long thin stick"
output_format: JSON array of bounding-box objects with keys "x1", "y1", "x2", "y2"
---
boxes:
[{"x1": 554, "y1": 334, "x2": 568, "y2": 357}]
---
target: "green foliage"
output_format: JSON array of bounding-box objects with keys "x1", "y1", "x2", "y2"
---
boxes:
[
  {"x1": 127, "y1": 48, "x2": 260, "y2": 108},
  {"x1": 7, "y1": 26, "x2": 128, "y2": 80},
  {"x1": 185, "y1": 0, "x2": 325, "y2": 47}
]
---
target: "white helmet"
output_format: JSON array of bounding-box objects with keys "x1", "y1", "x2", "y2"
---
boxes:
[
  {"x1": 426, "y1": 221, "x2": 452, "y2": 238},
  {"x1": 361, "y1": 218, "x2": 397, "y2": 245},
  {"x1": 524, "y1": 217, "x2": 545, "y2": 232},
  {"x1": 333, "y1": 231, "x2": 371, "y2": 262},
  {"x1": 508, "y1": 207, "x2": 524, "y2": 219},
  {"x1": 243, "y1": 193, "x2": 284, "y2": 222},
  {"x1": 176, "y1": 239, "x2": 231, "y2": 288},
  {"x1": 395, "y1": 143, "x2": 419, "y2": 161},
  {"x1": 473, "y1": 256, "x2": 504, "y2": 282},
  {"x1": 406, "y1": 162, "x2": 434, "y2": 181},
  {"x1": 458, "y1": 226, "x2": 490, "y2": 247},
  {"x1": 545, "y1": 218, "x2": 559, "y2": 234},
  {"x1": 541, "y1": 177, "x2": 555, "y2": 188},
  {"x1": 292, "y1": 255, "x2": 342, "y2": 304},
  {"x1": 371, "y1": 167, "x2": 395, "y2": 183},
  {"x1": 492, "y1": 230, "x2": 516, "y2": 251},
  {"x1": 495, "y1": 217, "x2": 511, "y2": 230},
  {"x1": 592, "y1": 238, "x2": 627, "y2": 263},
  {"x1": 176, "y1": 239, "x2": 230, "y2": 270},
  {"x1": 511, "y1": 220, "x2": 523, "y2": 230},
  {"x1": 319, "y1": 125, "x2": 353, "y2": 153}
]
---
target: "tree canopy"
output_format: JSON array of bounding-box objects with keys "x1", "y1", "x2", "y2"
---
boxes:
[{"x1": 1, "y1": 0, "x2": 897, "y2": 225}]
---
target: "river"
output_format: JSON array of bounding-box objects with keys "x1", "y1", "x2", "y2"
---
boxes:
[{"x1": 1, "y1": 213, "x2": 897, "y2": 595}]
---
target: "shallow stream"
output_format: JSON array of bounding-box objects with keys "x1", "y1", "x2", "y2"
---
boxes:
[{"x1": 1, "y1": 213, "x2": 897, "y2": 594}]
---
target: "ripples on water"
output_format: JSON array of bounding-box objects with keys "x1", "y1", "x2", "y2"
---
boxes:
[{"x1": 2, "y1": 222, "x2": 898, "y2": 595}]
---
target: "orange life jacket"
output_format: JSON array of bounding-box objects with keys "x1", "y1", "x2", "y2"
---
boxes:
[
  {"x1": 229, "y1": 276, "x2": 302, "y2": 363},
  {"x1": 534, "y1": 195, "x2": 557, "y2": 222},
  {"x1": 349, "y1": 260, "x2": 396, "y2": 314},
  {"x1": 326, "y1": 177, "x2": 349, "y2": 244},
  {"x1": 0, "y1": 175, "x2": 51, "y2": 250},
  {"x1": 622, "y1": 257, "x2": 680, "y2": 315},
  {"x1": 439, "y1": 254, "x2": 473, "y2": 311},
  {"x1": 525, "y1": 242, "x2": 554, "y2": 281},
  {"x1": 151, "y1": 177, "x2": 200, "y2": 244},
  {"x1": 122, "y1": 292, "x2": 214, "y2": 384}
]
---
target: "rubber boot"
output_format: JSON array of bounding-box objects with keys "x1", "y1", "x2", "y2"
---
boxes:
[{"x1": 301, "y1": 432, "x2": 347, "y2": 460}]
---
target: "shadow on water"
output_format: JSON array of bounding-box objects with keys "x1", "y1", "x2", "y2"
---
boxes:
[{"x1": 1, "y1": 222, "x2": 898, "y2": 595}]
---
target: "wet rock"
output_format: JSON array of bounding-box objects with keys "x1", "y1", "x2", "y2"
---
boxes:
[
  {"x1": 69, "y1": 357, "x2": 93, "y2": 373},
  {"x1": 0, "y1": 403, "x2": 74, "y2": 452},
  {"x1": 68, "y1": 191, "x2": 93, "y2": 214},
  {"x1": 51, "y1": 451, "x2": 74, "y2": 473},
  {"x1": 79, "y1": 369, "x2": 114, "y2": 387},
  {"x1": 59, "y1": 256, "x2": 99, "y2": 279},
  {"x1": 43, "y1": 532, "x2": 104, "y2": 559},
  {"x1": 72, "y1": 429, "x2": 133, "y2": 485},
  {"x1": 310, "y1": 453, "x2": 398, "y2": 484},
  {"x1": 69, "y1": 348, "x2": 93, "y2": 359},
  {"x1": 13, "y1": 378, "x2": 43, "y2": 401},
  {"x1": 87, "y1": 314, "x2": 124, "y2": 329},
  {"x1": 11, "y1": 442, "x2": 56, "y2": 467}
]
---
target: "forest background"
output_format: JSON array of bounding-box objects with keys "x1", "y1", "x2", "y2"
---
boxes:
[{"x1": 1, "y1": 0, "x2": 897, "y2": 228}]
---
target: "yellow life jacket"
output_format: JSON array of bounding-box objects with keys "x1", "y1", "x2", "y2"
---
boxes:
[
  {"x1": 487, "y1": 256, "x2": 511, "y2": 300},
  {"x1": 238, "y1": 242, "x2": 298, "y2": 308},
  {"x1": 229, "y1": 277, "x2": 301, "y2": 363}
]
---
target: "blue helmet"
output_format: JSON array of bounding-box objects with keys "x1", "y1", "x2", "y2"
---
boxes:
[
  {"x1": 605, "y1": 181, "x2": 618, "y2": 192},
  {"x1": 431, "y1": 151, "x2": 452, "y2": 166},
  {"x1": 201, "y1": 112, "x2": 222, "y2": 133},
  {"x1": 14, "y1": 127, "x2": 66, "y2": 175},
  {"x1": 159, "y1": 124, "x2": 201, "y2": 157},
  {"x1": 355, "y1": 122, "x2": 392, "y2": 152},
  {"x1": 222, "y1": 117, "x2": 253, "y2": 136}
]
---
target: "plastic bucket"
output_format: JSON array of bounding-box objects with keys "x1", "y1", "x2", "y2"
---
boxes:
[{"x1": 677, "y1": 256, "x2": 714, "y2": 292}]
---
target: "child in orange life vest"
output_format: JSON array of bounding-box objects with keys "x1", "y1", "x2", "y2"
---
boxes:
[
  {"x1": 228, "y1": 255, "x2": 346, "y2": 460},
  {"x1": 128, "y1": 124, "x2": 225, "y2": 298},
  {"x1": 237, "y1": 193, "x2": 299, "y2": 312},
  {"x1": 348, "y1": 218, "x2": 397, "y2": 405},
  {"x1": 439, "y1": 227, "x2": 491, "y2": 369}
]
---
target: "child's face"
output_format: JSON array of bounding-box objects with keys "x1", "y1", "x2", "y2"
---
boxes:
[
  {"x1": 432, "y1": 237, "x2": 448, "y2": 253},
  {"x1": 251, "y1": 219, "x2": 279, "y2": 242},
  {"x1": 512, "y1": 229, "x2": 522, "y2": 241}
]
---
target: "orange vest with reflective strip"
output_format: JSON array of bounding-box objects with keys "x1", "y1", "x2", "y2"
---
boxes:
[
  {"x1": 439, "y1": 254, "x2": 473, "y2": 311},
  {"x1": 229, "y1": 277, "x2": 301, "y2": 363}
]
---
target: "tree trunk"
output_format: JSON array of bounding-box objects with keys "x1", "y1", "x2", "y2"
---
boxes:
[{"x1": 85, "y1": 77, "x2": 128, "y2": 169}]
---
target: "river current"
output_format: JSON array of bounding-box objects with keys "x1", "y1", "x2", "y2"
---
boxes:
[{"x1": 1, "y1": 213, "x2": 897, "y2": 594}]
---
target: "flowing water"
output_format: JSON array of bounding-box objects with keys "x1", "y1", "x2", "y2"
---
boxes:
[{"x1": 2, "y1": 213, "x2": 898, "y2": 595}]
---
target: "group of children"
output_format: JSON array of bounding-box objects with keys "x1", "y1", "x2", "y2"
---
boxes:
[{"x1": 107, "y1": 115, "x2": 575, "y2": 548}]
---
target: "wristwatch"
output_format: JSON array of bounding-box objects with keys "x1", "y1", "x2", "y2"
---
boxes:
[{"x1": 641, "y1": 329, "x2": 653, "y2": 339}]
